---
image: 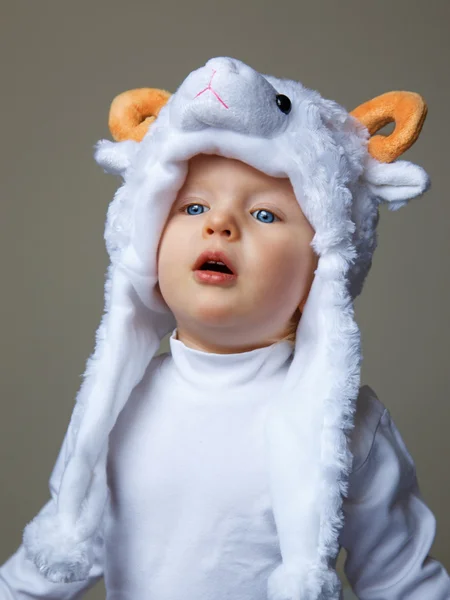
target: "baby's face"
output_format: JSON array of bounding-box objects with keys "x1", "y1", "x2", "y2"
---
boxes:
[{"x1": 157, "y1": 153, "x2": 317, "y2": 352}]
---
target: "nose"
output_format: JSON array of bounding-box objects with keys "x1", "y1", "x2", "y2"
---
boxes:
[
  {"x1": 202, "y1": 208, "x2": 239, "y2": 240},
  {"x1": 205, "y1": 56, "x2": 240, "y2": 75}
]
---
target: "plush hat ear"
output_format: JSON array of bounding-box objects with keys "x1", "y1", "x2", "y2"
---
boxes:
[
  {"x1": 94, "y1": 88, "x2": 172, "y2": 175},
  {"x1": 350, "y1": 91, "x2": 428, "y2": 163},
  {"x1": 364, "y1": 158, "x2": 430, "y2": 211},
  {"x1": 351, "y1": 91, "x2": 430, "y2": 209},
  {"x1": 93, "y1": 139, "x2": 140, "y2": 176}
]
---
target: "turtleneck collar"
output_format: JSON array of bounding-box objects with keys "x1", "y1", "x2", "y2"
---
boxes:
[{"x1": 168, "y1": 328, "x2": 294, "y2": 388}]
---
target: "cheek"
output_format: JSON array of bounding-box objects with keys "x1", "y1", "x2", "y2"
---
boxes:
[
  {"x1": 157, "y1": 222, "x2": 181, "y2": 272},
  {"x1": 157, "y1": 221, "x2": 195, "y2": 298},
  {"x1": 156, "y1": 226, "x2": 177, "y2": 289},
  {"x1": 253, "y1": 237, "x2": 316, "y2": 302}
]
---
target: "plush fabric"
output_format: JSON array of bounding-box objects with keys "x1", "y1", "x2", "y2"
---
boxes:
[{"x1": 21, "y1": 56, "x2": 432, "y2": 599}]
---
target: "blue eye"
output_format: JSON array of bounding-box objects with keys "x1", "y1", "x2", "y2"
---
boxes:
[
  {"x1": 185, "y1": 203, "x2": 209, "y2": 215},
  {"x1": 183, "y1": 203, "x2": 278, "y2": 224},
  {"x1": 251, "y1": 209, "x2": 278, "y2": 224}
]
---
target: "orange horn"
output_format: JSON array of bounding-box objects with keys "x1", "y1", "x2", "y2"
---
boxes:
[
  {"x1": 108, "y1": 88, "x2": 172, "y2": 142},
  {"x1": 350, "y1": 91, "x2": 428, "y2": 163}
]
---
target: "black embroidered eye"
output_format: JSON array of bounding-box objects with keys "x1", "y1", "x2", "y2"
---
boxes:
[{"x1": 276, "y1": 94, "x2": 291, "y2": 114}]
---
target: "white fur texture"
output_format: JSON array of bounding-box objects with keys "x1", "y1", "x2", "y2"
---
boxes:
[{"x1": 23, "y1": 504, "x2": 93, "y2": 583}]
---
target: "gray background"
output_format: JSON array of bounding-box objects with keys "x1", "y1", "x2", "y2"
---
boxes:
[{"x1": 0, "y1": 1, "x2": 448, "y2": 598}]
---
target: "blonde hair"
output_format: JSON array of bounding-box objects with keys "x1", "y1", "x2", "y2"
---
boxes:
[{"x1": 266, "y1": 306, "x2": 302, "y2": 347}]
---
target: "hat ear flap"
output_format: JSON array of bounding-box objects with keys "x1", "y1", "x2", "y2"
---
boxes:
[{"x1": 94, "y1": 139, "x2": 139, "y2": 177}]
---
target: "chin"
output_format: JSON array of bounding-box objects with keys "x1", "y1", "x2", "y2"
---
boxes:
[{"x1": 194, "y1": 305, "x2": 239, "y2": 325}]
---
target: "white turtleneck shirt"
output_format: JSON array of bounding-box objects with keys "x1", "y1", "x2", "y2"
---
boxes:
[
  {"x1": 103, "y1": 329, "x2": 293, "y2": 599},
  {"x1": 1, "y1": 328, "x2": 450, "y2": 599}
]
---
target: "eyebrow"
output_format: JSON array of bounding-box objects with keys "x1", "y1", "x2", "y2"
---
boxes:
[{"x1": 179, "y1": 184, "x2": 296, "y2": 202}]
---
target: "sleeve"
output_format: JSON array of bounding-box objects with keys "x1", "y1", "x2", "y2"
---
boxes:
[
  {"x1": 0, "y1": 419, "x2": 105, "y2": 599},
  {"x1": 339, "y1": 385, "x2": 450, "y2": 600}
]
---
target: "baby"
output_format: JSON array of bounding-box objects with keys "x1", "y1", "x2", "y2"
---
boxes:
[{"x1": 1, "y1": 56, "x2": 449, "y2": 600}]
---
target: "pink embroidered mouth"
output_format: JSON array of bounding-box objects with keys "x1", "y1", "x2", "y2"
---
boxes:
[{"x1": 194, "y1": 69, "x2": 229, "y2": 109}]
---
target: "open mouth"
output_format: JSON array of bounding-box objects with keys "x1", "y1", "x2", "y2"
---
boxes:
[{"x1": 198, "y1": 260, "x2": 234, "y2": 275}]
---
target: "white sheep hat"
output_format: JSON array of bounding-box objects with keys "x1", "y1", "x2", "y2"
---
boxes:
[{"x1": 23, "y1": 56, "x2": 429, "y2": 599}]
